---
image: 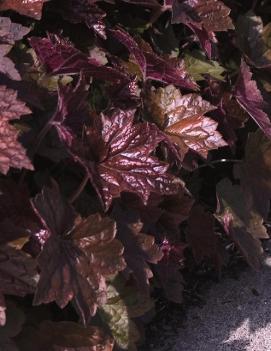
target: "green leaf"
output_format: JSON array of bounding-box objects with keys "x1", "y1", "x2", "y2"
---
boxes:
[{"x1": 184, "y1": 51, "x2": 225, "y2": 81}]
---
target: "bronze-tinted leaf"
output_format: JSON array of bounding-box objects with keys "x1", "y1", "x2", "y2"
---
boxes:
[
  {"x1": 32, "y1": 184, "x2": 126, "y2": 324},
  {"x1": 148, "y1": 85, "x2": 227, "y2": 159}
]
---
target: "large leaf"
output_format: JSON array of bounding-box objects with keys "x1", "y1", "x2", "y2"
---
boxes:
[
  {"x1": 69, "y1": 109, "x2": 182, "y2": 210},
  {"x1": 148, "y1": 84, "x2": 227, "y2": 159},
  {"x1": 0, "y1": 0, "x2": 47, "y2": 20},
  {"x1": 216, "y1": 178, "x2": 267, "y2": 270},
  {"x1": 31, "y1": 183, "x2": 125, "y2": 324},
  {"x1": 234, "y1": 59, "x2": 271, "y2": 138}
]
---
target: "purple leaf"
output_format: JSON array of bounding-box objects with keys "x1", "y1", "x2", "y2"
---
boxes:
[{"x1": 234, "y1": 59, "x2": 271, "y2": 138}]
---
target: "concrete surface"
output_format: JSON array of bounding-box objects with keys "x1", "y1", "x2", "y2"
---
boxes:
[{"x1": 159, "y1": 252, "x2": 271, "y2": 351}]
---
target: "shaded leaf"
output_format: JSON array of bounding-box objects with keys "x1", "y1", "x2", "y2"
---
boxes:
[
  {"x1": 0, "y1": 245, "x2": 38, "y2": 296},
  {"x1": 111, "y1": 202, "x2": 163, "y2": 294},
  {"x1": 187, "y1": 205, "x2": 225, "y2": 267},
  {"x1": 31, "y1": 183, "x2": 125, "y2": 324},
  {"x1": 234, "y1": 130, "x2": 271, "y2": 219},
  {"x1": 234, "y1": 59, "x2": 271, "y2": 138},
  {"x1": 148, "y1": 85, "x2": 227, "y2": 159},
  {"x1": 0, "y1": 17, "x2": 30, "y2": 44},
  {"x1": 236, "y1": 11, "x2": 271, "y2": 69},
  {"x1": 216, "y1": 178, "x2": 266, "y2": 270},
  {"x1": 0, "y1": 44, "x2": 21, "y2": 80},
  {"x1": 0, "y1": 0, "x2": 48, "y2": 20}
]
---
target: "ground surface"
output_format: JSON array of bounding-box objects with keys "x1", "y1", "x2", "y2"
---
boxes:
[{"x1": 145, "y1": 245, "x2": 271, "y2": 351}]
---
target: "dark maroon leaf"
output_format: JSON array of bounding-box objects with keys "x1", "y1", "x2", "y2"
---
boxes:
[
  {"x1": 110, "y1": 28, "x2": 147, "y2": 79},
  {"x1": 0, "y1": 0, "x2": 48, "y2": 20},
  {"x1": 31, "y1": 183, "x2": 125, "y2": 324},
  {"x1": 234, "y1": 59, "x2": 271, "y2": 138},
  {"x1": 187, "y1": 205, "x2": 225, "y2": 267},
  {"x1": 70, "y1": 109, "x2": 182, "y2": 210},
  {"x1": 0, "y1": 245, "x2": 37, "y2": 297},
  {"x1": 49, "y1": 78, "x2": 90, "y2": 146},
  {"x1": 111, "y1": 203, "x2": 163, "y2": 294},
  {"x1": 0, "y1": 180, "x2": 39, "y2": 245},
  {"x1": 57, "y1": 0, "x2": 107, "y2": 39}
]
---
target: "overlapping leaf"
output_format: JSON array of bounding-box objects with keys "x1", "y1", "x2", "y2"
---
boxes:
[
  {"x1": 234, "y1": 59, "x2": 271, "y2": 138},
  {"x1": 111, "y1": 28, "x2": 197, "y2": 89},
  {"x1": 148, "y1": 84, "x2": 227, "y2": 159},
  {"x1": 31, "y1": 183, "x2": 125, "y2": 324},
  {"x1": 111, "y1": 202, "x2": 163, "y2": 294}
]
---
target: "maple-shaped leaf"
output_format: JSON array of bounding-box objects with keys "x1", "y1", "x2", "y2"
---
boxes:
[
  {"x1": 29, "y1": 34, "x2": 128, "y2": 83},
  {"x1": 187, "y1": 205, "x2": 225, "y2": 268},
  {"x1": 57, "y1": 0, "x2": 107, "y2": 39},
  {"x1": 111, "y1": 29, "x2": 197, "y2": 90},
  {"x1": 0, "y1": 85, "x2": 33, "y2": 174},
  {"x1": 0, "y1": 245, "x2": 38, "y2": 297},
  {"x1": 0, "y1": 0, "x2": 47, "y2": 20},
  {"x1": 234, "y1": 59, "x2": 271, "y2": 138},
  {"x1": 148, "y1": 84, "x2": 227, "y2": 159},
  {"x1": 234, "y1": 130, "x2": 271, "y2": 219},
  {"x1": 236, "y1": 11, "x2": 271, "y2": 69},
  {"x1": 49, "y1": 78, "x2": 90, "y2": 146},
  {"x1": 31, "y1": 183, "x2": 126, "y2": 324},
  {"x1": 216, "y1": 178, "x2": 267, "y2": 270},
  {"x1": 69, "y1": 109, "x2": 182, "y2": 210},
  {"x1": 17, "y1": 321, "x2": 114, "y2": 351},
  {"x1": 171, "y1": 0, "x2": 234, "y2": 57},
  {"x1": 111, "y1": 202, "x2": 163, "y2": 294}
]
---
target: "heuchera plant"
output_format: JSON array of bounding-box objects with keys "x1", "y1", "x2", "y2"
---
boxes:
[{"x1": 0, "y1": 0, "x2": 271, "y2": 349}]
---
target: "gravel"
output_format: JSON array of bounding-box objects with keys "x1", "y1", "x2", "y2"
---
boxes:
[{"x1": 148, "y1": 247, "x2": 271, "y2": 351}]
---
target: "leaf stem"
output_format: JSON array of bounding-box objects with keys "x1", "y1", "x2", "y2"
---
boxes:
[
  {"x1": 196, "y1": 158, "x2": 242, "y2": 170},
  {"x1": 69, "y1": 172, "x2": 89, "y2": 204}
]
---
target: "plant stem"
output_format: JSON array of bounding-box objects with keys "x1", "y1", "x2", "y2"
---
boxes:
[
  {"x1": 196, "y1": 158, "x2": 242, "y2": 170},
  {"x1": 69, "y1": 172, "x2": 89, "y2": 204}
]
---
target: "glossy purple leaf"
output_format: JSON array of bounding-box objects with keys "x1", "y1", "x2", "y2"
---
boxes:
[
  {"x1": 70, "y1": 109, "x2": 182, "y2": 210},
  {"x1": 234, "y1": 59, "x2": 271, "y2": 138}
]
